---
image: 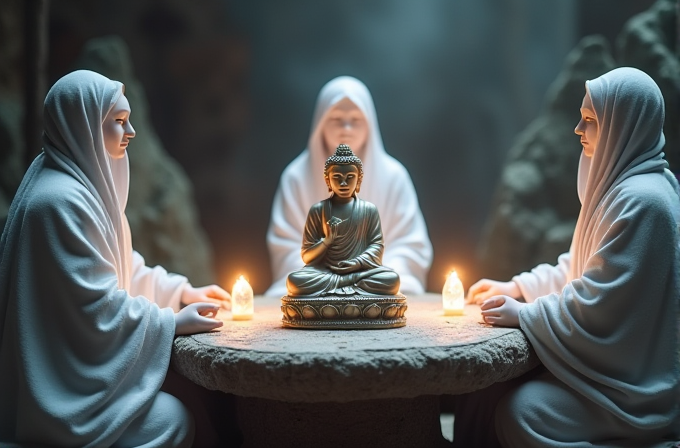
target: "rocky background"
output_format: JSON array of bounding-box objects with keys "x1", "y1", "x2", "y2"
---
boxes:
[{"x1": 1, "y1": 0, "x2": 668, "y2": 292}]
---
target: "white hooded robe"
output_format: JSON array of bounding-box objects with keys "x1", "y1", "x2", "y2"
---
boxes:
[
  {"x1": 0, "y1": 70, "x2": 192, "y2": 447},
  {"x1": 265, "y1": 76, "x2": 432, "y2": 296}
]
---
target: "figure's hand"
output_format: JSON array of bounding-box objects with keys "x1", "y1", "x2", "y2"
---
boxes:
[
  {"x1": 174, "y1": 302, "x2": 223, "y2": 335},
  {"x1": 181, "y1": 284, "x2": 231, "y2": 310},
  {"x1": 466, "y1": 279, "x2": 521, "y2": 304},
  {"x1": 330, "y1": 259, "x2": 361, "y2": 274},
  {"x1": 480, "y1": 296, "x2": 525, "y2": 327},
  {"x1": 323, "y1": 222, "x2": 340, "y2": 246}
]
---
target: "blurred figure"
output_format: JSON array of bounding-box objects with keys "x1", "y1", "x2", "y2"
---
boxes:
[{"x1": 266, "y1": 76, "x2": 432, "y2": 296}]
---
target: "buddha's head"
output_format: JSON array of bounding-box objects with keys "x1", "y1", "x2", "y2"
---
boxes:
[{"x1": 324, "y1": 144, "x2": 364, "y2": 197}]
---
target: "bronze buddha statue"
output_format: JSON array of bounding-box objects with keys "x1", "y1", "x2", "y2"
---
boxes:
[{"x1": 282, "y1": 145, "x2": 406, "y2": 329}]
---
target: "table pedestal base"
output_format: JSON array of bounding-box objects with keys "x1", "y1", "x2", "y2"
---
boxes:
[{"x1": 236, "y1": 395, "x2": 448, "y2": 448}]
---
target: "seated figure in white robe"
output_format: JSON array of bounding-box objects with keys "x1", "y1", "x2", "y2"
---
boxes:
[
  {"x1": 0, "y1": 70, "x2": 231, "y2": 447},
  {"x1": 266, "y1": 76, "x2": 432, "y2": 296},
  {"x1": 465, "y1": 67, "x2": 680, "y2": 447}
]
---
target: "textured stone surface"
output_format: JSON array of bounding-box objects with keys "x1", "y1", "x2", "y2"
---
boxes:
[
  {"x1": 74, "y1": 36, "x2": 215, "y2": 284},
  {"x1": 171, "y1": 294, "x2": 539, "y2": 403},
  {"x1": 477, "y1": 36, "x2": 616, "y2": 281},
  {"x1": 617, "y1": 0, "x2": 680, "y2": 172}
]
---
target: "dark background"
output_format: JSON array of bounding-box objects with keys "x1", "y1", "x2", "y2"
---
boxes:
[{"x1": 40, "y1": 0, "x2": 656, "y2": 292}]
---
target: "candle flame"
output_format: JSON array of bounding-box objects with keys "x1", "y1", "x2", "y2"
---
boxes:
[
  {"x1": 232, "y1": 274, "x2": 254, "y2": 320},
  {"x1": 233, "y1": 275, "x2": 251, "y2": 288},
  {"x1": 443, "y1": 268, "x2": 464, "y2": 315}
]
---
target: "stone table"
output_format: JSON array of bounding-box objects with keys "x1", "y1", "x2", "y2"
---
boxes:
[{"x1": 172, "y1": 293, "x2": 539, "y2": 447}]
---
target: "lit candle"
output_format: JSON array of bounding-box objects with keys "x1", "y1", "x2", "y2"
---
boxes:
[
  {"x1": 442, "y1": 270, "x2": 465, "y2": 315},
  {"x1": 231, "y1": 275, "x2": 254, "y2": 320}
]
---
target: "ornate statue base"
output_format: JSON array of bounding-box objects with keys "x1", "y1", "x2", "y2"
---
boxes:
[{"x1": 281, "y1": 294, "x2": 407, "y2": 329}]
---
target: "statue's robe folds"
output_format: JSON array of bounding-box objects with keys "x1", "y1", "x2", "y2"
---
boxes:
[{"x1": 287, "y1": 197, "x2": 400, "y2": 297}]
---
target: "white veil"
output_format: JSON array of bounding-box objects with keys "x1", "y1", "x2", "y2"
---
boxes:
[{"x1": 42, "y1": 69, "x2": 134, "y2": 289}]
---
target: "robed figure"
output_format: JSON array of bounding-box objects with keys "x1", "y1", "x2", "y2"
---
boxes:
[
  {"x1": 266, "y1": 76, "x2": 431, "y2": 297},
  {"x1": 462, "y1": 67, "x2": 680, "y2": 447}
]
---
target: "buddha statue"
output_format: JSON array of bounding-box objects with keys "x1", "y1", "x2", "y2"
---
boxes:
[{"x1": 286, "y1": 144, "x2": 401, "y2": 297}]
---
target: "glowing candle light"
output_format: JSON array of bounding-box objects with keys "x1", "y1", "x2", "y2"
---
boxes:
[
  {"x1": 231, "y1": 275, "x2": 254, "y2": 320},
  {"x1": 442, "y1": 270, "x2": 465, "y2": 316}
]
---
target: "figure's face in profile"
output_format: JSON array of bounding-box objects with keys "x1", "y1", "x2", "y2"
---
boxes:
[
  {"x1": 322, "y1": 98, "x2": 368, "y2": 158},
  {"x1": 574, "y1": 90, "x2": 599, "y2": 158},
  {"x1": 103, "y1": 93, "x2": 135, "y2": 159},
  {"x1": 326, "y1": 164, "x2": 360, "y2": 199}
]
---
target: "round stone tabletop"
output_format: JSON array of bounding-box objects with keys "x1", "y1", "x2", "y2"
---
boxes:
[{"x1": 171, "y1": 293, "x2": 539, "y2": 403}]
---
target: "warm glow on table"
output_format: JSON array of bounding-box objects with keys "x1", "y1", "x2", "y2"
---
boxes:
[{"x1": 442, "y1": 270, "x2": 465, "y2": 315}]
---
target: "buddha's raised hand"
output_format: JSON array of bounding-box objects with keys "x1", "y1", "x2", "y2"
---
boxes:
[{"x1": 323, "y1": 220, "x2": 341, "y2": 245}]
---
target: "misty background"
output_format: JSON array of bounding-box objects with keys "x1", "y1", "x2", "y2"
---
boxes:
[{"x1": 28, "y1": 0, "x2": 657, "y2": 292}]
